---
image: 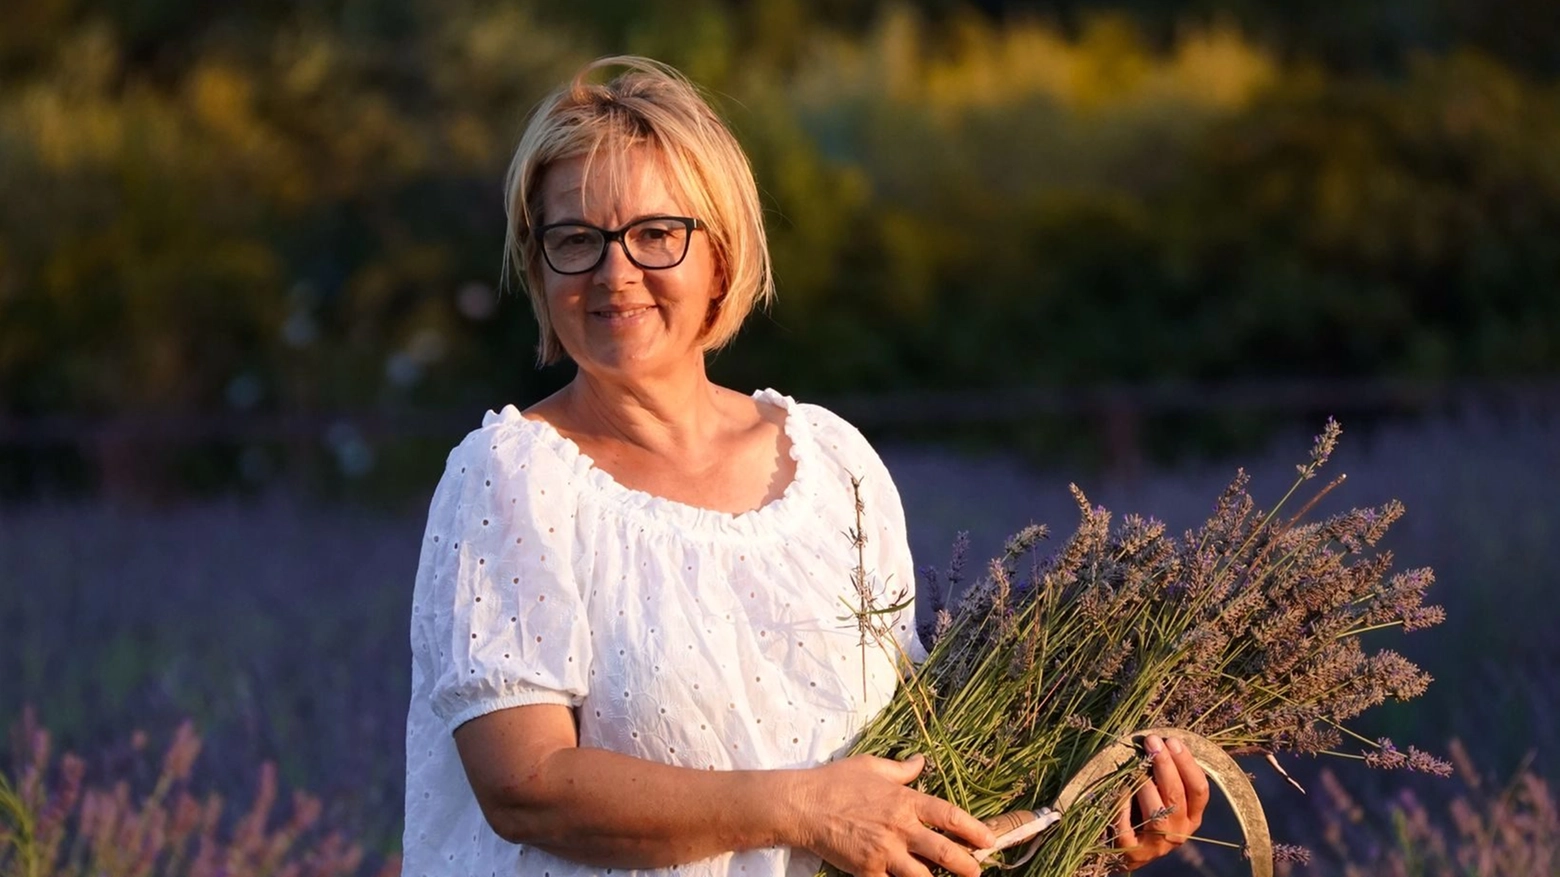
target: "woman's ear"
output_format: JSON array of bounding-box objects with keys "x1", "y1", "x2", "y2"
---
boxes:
[
  {"x1": 701, "y1": 254, "x2": 728, "y2": 333},
  {"x1": 710, "y1": 252, "x2": 728, "y2": 303},
  {"x1": 702, "y1": 290, "x2": 726, "y2": 334}
]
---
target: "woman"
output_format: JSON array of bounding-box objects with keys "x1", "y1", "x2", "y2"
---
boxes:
[{"x1": 403, "y1": 56, "x2": 1207, "y2": 877}]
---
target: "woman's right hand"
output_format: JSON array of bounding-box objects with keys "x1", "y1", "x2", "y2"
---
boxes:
[{"x1": 784, "y1": 753, "x2": 998, "y2": 877}]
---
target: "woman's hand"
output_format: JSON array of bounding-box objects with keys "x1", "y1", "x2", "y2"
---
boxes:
[
  {"x1": 1112, "y1": 734, "x2": 1209, "y2": 871},
  {"x1": 786, "y1": 753, "x2": 998, "y2": 877}
]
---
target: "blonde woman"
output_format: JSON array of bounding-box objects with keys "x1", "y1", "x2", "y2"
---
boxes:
[{"x1": 402, "y1": 56, "x2": 1206, "y2": 877}]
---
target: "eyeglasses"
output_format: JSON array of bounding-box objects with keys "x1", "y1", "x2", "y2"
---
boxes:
[{"x1": 537, "y1": 216, "x2": 705, "y2": 275}]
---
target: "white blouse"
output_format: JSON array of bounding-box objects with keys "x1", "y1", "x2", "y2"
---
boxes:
[{"x1": 403, "y1": 389, "x2": 923, "y2": 877}]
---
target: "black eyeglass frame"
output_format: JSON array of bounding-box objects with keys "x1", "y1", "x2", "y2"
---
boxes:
[{"x1": 536, "y1": 216, "x2": 706, "y2": 276}]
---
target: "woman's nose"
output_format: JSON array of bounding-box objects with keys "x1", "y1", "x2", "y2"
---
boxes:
[{"x1": 593, "y1": 237, "x2": 643, "y2": 286}]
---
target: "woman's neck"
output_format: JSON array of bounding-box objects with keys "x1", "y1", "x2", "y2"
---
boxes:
[{"x1": 558, "y1": 365, "x2": 734, "y2": 458}]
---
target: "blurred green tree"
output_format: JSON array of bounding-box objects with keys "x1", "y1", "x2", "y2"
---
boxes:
[{"x1": 1, "y1": 1, "x2": 1557, "y2": 498}]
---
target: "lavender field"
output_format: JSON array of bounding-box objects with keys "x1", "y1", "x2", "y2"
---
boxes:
[{"x1": 3, "y1": 405, "x2": 1557, "y2": 873}]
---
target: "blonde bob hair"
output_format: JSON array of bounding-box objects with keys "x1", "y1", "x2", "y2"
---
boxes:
[{"x1": 503, "y1": 56, "x2": 774, "y2": 366}]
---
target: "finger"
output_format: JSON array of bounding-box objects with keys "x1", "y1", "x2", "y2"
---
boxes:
[
  {"x1": 1116, "y1": 792, "x2": 1154, "y2": 867},
  {"x1": 1112, "y1": 795, "x2": 1140, "y2": 853},
  {"x1": 1136, "y1": 772, "x2": 1171, "y2": 839},
  {"x1": 887, "y1": 851, "x2": 936, "y2": 877},
  {"x1": 913, "y1": 793, "x2": 998, "y2": 850},
  {"x1": 1166, "y1": 737, "x2": 1210, "y2": 825},
  {"x1": 887, "y1": 753, "x2": 926, "y2": 784},
  {"x1": 1147, "y1": 736, "x2": 1187, "y2": 836},
  {"x1": 908, "y1": 826, "x2": 985, "y2": 877},
  {"x1": 1121, "y1": 739, "x2": 1168, "y2": 853}
]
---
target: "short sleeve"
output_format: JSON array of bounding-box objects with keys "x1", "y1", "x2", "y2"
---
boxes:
[{"x1": 409, "y1": 413, "x2": 593, "y2": 732}]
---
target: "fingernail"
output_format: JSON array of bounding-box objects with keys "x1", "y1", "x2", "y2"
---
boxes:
[
  {"x1": 1167, "y1": 737, "x2": 1184, "y2": 755},
  {"x1": 1145, "y1": 735, "x2": 1164, "y2": 755}
]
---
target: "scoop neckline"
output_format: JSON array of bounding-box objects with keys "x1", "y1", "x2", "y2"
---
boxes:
[{"x1": 493, "y1": 388, "x2": 815, "y2": 538}]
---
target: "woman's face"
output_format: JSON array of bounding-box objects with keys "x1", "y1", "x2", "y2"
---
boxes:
[{"x1": 537, "y1": 148, "x2": 721, "y2": 384}]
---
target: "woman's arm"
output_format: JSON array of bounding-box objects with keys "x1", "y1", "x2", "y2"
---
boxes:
[{"x1": 454, "y1": 704, "x2": 998, "y2": 877}]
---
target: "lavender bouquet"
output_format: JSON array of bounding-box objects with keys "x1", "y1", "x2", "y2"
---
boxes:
[{"x1": 838, "y1": 421, "x2": 1447, "y2": 876}]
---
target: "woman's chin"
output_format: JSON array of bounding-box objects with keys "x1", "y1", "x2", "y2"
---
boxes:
[
  {"x1": 574, "y1": 344, "x2": 699, "y2": 382},
  {"x1": 564, "y1": 319, "x2": 710, "y2": 380}
]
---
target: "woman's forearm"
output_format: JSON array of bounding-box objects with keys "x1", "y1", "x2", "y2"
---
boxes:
[
  {"x1": 482, "y1": 745, "x2": 802, "y2": 867},
  {"x1": 453, "y1": 705, "x2": 993, "y2": 875}
]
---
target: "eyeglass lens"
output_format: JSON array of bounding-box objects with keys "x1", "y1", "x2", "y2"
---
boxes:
[{"x1": 542, "y1": 218, "x2": 693, "y2": 274}]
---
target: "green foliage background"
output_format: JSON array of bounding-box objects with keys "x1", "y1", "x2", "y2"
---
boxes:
[{"x1": 2, "y1": 0, "x2": 1558, "y2": 496}]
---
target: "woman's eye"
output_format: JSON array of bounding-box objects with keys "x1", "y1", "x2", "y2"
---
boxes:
[{"x1": 547, "y1": 230, "x2": 594, "y2": 249}]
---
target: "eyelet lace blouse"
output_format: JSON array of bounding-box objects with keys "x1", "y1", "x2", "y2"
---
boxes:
[{"x1": 403, "y1": 389, "x2": 923, "y2": 877}]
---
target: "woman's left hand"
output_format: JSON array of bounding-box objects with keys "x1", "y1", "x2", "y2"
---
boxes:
[{"x1": 1112, "y1": 734, "x2": 1209, "y2": 870}]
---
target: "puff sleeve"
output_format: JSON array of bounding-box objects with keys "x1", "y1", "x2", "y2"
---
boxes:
[{"x1": 409, "y1": 412, "x2": 593, "y2": 733}]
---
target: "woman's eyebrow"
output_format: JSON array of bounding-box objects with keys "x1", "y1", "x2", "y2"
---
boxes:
[
  {"x1": 621, "y1": 211, "x2": 682, "y2": 225},
  {"x1": 545, "y1": 211, "x2": 684, "y2": 229}
]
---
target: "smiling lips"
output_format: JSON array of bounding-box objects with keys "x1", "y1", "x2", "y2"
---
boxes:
[{"x1": 590, "y1": 305, "x2": 657, "y2": 323}]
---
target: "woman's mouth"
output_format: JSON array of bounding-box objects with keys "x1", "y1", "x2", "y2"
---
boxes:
[{"x1": 590, "y1": 305, "x2": 656, "y2": 324}]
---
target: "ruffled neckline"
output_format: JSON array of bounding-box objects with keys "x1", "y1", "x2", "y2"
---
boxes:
[{"x1": 483, "y1": 388, "x2": 815, "y2": 540}]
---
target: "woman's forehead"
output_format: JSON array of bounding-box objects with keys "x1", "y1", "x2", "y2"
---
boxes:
[{"x1": 540, "y1": 146, "x2": 692, "y2": 221}]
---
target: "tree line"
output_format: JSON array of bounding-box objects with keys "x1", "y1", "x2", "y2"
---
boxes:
[{"x1": 2, "y1": 0, "x2": 1557, "y2": 495}]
